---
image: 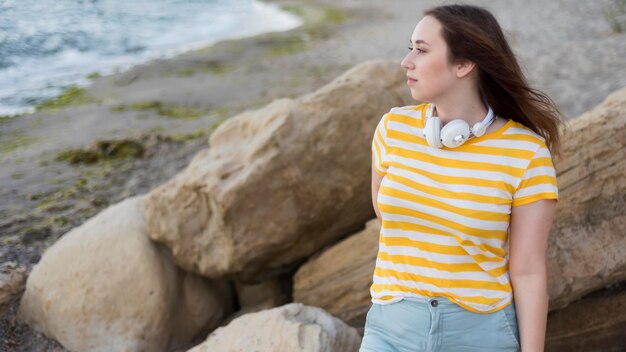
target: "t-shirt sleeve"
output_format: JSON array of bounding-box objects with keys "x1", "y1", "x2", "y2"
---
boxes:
[
  {"x1": 372, "y1": 113, "x2": 390, "y2": 176},
  {"x1": 512, "y1": 141, "x2": 559, "y2": 206}
]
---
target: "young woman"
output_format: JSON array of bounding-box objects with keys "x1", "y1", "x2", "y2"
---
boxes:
[{"x1": 362, "y1": 4, "x2": 562, "y2": 352}]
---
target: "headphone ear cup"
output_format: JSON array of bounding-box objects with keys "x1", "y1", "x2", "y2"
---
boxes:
[
  {"x1": 440, "y1": 119, "x2": 471, "y2": 148},
  {"x1": 471, "y1": 122, "x2": 487, "y2": 137},
  {"x1": 424, "y1": 116, "x2": 442, "y2": 148}
]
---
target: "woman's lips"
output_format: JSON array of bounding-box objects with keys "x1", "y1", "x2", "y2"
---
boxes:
[{"x1": 407, "y1": 77, "x2": 417, "y2": 84}]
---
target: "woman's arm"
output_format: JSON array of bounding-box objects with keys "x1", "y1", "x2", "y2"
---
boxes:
[
  {"x1": 509, "y1": 198, "x2": 558, "y2": 352},
  {"x1": 371, "y1": 153, "x2": 385, "y2": 224}
]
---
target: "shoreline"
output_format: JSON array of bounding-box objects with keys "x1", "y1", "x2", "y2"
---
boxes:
[
  {"x1": 1, "y1": 0, "x2": 625, "y2": 350},
  {"x1": 0, "y1": 0, "x2": 360, "y2": 247},
  {"x1": 0, "y1": 0, "x2": 303, "y2": 118}
]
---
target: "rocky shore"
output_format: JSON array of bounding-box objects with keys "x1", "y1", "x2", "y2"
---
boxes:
[{"x1": 1, "y1": 0, "x2": 625, "y2": 350}]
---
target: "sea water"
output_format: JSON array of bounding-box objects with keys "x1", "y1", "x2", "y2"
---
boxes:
[{"x1": 0, "y1": 0, "x2": 301, "y2": 116}]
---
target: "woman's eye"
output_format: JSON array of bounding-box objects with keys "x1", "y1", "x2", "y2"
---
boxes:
[{"x1": 407, "y1": 47, "x2": 424, "y2": 54}]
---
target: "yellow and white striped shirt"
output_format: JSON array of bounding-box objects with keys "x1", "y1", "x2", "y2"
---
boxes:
[{"x1": 370, "y1": 103, "x2": 559, "y2": 313}]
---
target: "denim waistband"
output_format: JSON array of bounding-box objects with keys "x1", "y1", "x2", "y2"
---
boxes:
[{"x1": 400, "y1": 295, "x2": 459, "y2": 306}]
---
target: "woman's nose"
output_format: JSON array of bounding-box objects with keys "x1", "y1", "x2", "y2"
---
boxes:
[{"x1": 400, "y1": 52, "x2": 414, "y2": 70}]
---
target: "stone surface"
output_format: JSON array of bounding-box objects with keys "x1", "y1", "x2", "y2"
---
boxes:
[
  {"x1": 0, "y1": 263, "x2": 28, "y2": 316},
  {"x1": 548, "y1": 86, "x2": 626, "y2": 310},
  {"x1": 186, "y1": 302, "x2": 362, "y2": 352},
  {"x1": 546, "y1": 282, "x2": 626, "y2": 352},
  {"x1": 235, "y1": 275, "x2": 292, "y2": 309},
  {"x1": 143, "y1": 59, "x2": 412, "y2": 282},
  {"x1": 224, "y1": 274, "x2": 293, "y2": 326},
  {"x1": 293, "y1": 218, "x2": 379, "y2": 327},
  {"x1": 17, "y1": 196, "x2": 234, "y2": 352}
]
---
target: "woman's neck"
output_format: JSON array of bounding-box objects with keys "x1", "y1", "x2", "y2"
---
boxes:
[
  {"x1": 433, "y1": 104, "x2": 487, "y2": 126},
  {"x1": 432, "y1": 101, "x2": 489, "y2": 127}
]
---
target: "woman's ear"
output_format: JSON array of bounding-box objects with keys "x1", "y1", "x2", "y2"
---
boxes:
[{"x1": 455, "y1": 60, "x2": 476, "y2": 79}]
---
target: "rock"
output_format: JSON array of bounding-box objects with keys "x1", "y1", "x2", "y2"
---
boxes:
[
  {"x1": 223, "y1": 275, "x2": 292, "y2": 326},
  {"x1": 186, "y1": 302, "x2": 362, "y2": 352},
  {"x1": 548, "y1": 86, "x2": 626, "y2": 310},
  {"x1": 143, "y1": 59, "x2": 411, "y2": 282},
  {"x1": 293, "y1": 219, "x2": 379, "y2": 327},
  {"x1": 234, "y1": 275, "x2": 291, "y2": 308},
  {"x1": 17, "y1": 196, "x2": 234, "y2": 352},
  {"x1": 546, "y1": 282, "x2": 626, "y2": 352},
  {"x1": 0, "y1": 262, "x2": 28, "y2": 316}
]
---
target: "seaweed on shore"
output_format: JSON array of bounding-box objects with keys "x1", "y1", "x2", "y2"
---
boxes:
[
  {"x1": 35, "y1": 86, "x2": 96, "y2": 112},
  {"x1": 173, "y1": 60, "x2": 233, "y2": 77},
  {"x1": 56, "y1": 139, "x2": 145, "y2": 165},
  {"x1": 604, "y1": 0, "x2": 626, "y2": 33},
  {"x1": 1, "y1": 130, "x2": 39, "y2": 154},
  {"x1": 111, "y1": 101, "x2": 203, "y2": 120},
  {"x1": 256, "y1": 3, "x2": 347, "y2": 57},
  {"x1": 165, "y1": 129, "x2": 207, "y2": 142}
]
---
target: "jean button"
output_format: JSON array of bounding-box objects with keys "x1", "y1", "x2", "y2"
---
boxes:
[{"x1": 431, "y1": 299, "x2": 438, "y2": 307}]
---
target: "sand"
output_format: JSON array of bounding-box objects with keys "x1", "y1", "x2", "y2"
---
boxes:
[{"x1": 0, "y1": 0, "x2": 624, "y2": 350}]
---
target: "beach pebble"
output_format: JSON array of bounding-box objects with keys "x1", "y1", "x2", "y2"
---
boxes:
[{"x1": 0, "y1": 262, "x2": 28, "y2": 316}]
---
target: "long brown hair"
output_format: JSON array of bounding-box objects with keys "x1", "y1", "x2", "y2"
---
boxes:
[{"x1": 424, "y1": 4, "x2": 564, "y2": 157}]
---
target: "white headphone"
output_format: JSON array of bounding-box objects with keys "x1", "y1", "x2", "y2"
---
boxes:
[{"x1": 422, "y1": 101, "x2": 497, "y2": 148}]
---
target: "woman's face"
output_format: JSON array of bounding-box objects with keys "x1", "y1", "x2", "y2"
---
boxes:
[{"x1": 401, "y1": 15, "x2": 458, "y2": 102}]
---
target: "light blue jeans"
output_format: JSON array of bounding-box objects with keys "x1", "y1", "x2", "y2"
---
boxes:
[{"x1": 360, "y1": 296, "x2": 521, "y2": 352}]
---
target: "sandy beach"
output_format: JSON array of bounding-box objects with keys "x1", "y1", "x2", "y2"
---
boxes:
[{"x1": 1, "y1": 0, "x2": 625, "y2": 349}]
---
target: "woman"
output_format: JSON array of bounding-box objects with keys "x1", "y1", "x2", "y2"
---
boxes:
[{"x1": 362, "y1": 4, "x2": 562, "y2": 352}]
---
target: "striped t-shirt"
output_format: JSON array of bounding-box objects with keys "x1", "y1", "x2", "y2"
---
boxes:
[{"x1": 370, "y1": 103, "x2": 559, "y2": 313}]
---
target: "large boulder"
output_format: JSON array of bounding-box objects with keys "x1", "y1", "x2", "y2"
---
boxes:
[
  {"x1": 293, "y1": 219, "x2": 379, "y2": 327},
  {"x1": 143, "y1": 59, "x2": 411, "y2": 282},
  {"x1": 545, "y1": 283, "x2": 626, "y2": 352},
  {"x1": 186, "y1": 302, "x2": 362, "y2": 352},
  {"x1": 18, "y1": 196, "x2": 234, "y2": 352},
  {"x1": 223, "y1": 274, "x2": 292, "y2": 326},
  {"x1": 547, "y1": 86, "x2": 626, "y2": 310}
]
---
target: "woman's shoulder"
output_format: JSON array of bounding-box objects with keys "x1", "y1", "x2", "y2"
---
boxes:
[
  {"x1": 501, "y1": 119, "x2": 548, "y2": 147},
  {"x1": 385, "y1": 103, "x2": 429, "y2": 121},
  {"x1": 388, "y1": 103, "x2": 428, "y2": 114}
]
